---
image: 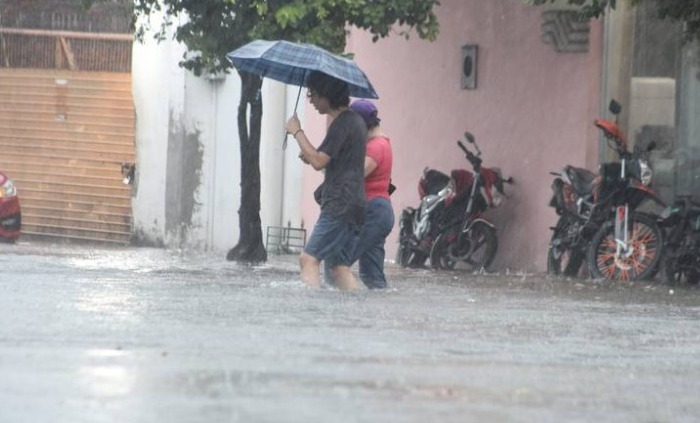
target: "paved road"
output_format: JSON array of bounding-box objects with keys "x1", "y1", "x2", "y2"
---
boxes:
[{"x1": 1, "y1": 241, "x2": 699, "y2": 422}]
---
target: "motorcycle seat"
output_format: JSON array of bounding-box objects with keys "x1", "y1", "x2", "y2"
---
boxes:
[{"x1": 565, "y1": 166, "x2": 596, "y2": 196}]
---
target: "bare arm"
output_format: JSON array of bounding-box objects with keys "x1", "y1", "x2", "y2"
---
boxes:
[
  {"x1": 295, "y1": 131, "x2": 331, "y2": 170},
  {"x1": 364, "y1": 156, "x2": 378, "y2": 177},
  {"x1": 286, "y1": 114, "x2": 330, "y2": 170}
]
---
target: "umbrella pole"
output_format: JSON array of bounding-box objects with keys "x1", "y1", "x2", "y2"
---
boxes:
[
  {"x1": 283, "y1": 85, "x2": 303, "y2": 150},
  {"x1": 293, "y1": 84, "x2": 302, "y2": 114}
]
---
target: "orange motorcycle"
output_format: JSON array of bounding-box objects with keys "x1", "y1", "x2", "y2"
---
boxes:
[{"x1": 548, "y1": 100, "x2": 665, "y2": 281}]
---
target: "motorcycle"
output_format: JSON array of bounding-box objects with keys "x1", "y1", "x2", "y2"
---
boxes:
[
  {"x1": 428, "y1": 132, "x2": 513, "y2": 271},
  {"x1": 397, "y1": 166, "x2": 463, "y2": 268},
  {"x1": 586, "y1": 101, "x2": 666, "y2": 280},
  {"x1": 547, "y1": 99, "x2": 664, "y2": 280},
  {"x1": 658, "y1": 196, "x2": 700, "y2": 286},
  {"x1": 546, "y1": 163, "x2": 597, "y2": 277}
]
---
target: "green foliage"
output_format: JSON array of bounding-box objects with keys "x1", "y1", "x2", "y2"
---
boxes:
[
  {"x1": 525, "y1": 0, "x2": 700, "y2": 43},
  {"x1": 128, "y1": 0, "x2": 441, "y2": 76},
  {"x1": 657, "y1": 0, "x2": 700, "y2": 43}
]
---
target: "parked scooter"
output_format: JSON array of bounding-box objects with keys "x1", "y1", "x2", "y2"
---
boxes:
[
  {"x1": 658, "y1": 196, "x2": 700, "y2": 286},
  {"x1": 429, "y1": 132, "x2": 513, "y2": 271},
  {"x1": 547, "y1": 99, "x2": 664, "y2": 280}
]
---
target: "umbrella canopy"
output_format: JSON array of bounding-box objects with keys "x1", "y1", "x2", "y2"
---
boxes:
[{"x1": 226, "y1": 40, "x2": 379, "y2": 99}]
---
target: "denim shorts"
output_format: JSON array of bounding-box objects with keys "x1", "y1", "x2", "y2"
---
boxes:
[
  {"x1": 323, "y1": 198, "x2": 394, "y2": 288},
  {"x1": 304, "y1": 211, "x2": 358, "y2": 266}
]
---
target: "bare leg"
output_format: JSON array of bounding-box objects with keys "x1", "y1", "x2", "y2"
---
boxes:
[
  {"x1": 332, "y1": 265, "x2": 359, "y2": 291},
  {"x1": 299, "y1": 252, "x2": 322, "y2": 287}
]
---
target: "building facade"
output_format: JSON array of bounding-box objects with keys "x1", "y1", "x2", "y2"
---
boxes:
[
  {"x1": 302, "y1": 0, "x2": 603, "y2": 271},
  {"x1": 131, "y1": 0, "x2": 700, "y2": 272}
]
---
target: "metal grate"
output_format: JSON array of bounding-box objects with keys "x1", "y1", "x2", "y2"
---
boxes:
[{"x1": 266, "y1": 225, "x2": 307, "y2": 254}]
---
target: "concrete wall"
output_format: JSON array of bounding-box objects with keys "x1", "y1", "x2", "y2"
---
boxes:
[
  {"x1": 131, "y1": 20, "x2": 302, "y2": 253},
  {"x1": 677, "y1": 41, "x2": 700, "y2": 196},
  {"x1": 300, "y1": 0, "x2": 604, "y2": 272}
]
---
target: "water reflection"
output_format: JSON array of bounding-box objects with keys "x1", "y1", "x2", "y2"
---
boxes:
[
  {"x1": 79, "y1": 364, "x2": 132, "y2": 397},
  {"x1": 75, "y1": 278, "x2": 143, "y2": 319}
]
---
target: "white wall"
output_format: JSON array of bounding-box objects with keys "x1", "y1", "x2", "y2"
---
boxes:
[
  {"x1": 258, "y1": 81, "x2": 308, "y2": 245},
  {"x1": 131, "y1": 26, "x2": 184, "y2": 246},
  {"x1": 281, "y1": 85, "x2": 305, "y2": 231},
  {"x1": 131, "y1": 22, "x2": 301, "y2": 253}
]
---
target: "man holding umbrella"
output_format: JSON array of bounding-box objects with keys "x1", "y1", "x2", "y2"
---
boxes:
[
  {"x1": 285, "y1": 71, "x2": 367, "y2": 290},
  {"x1": 228, "y1": 40, "x2": 378, "y2": 289}
]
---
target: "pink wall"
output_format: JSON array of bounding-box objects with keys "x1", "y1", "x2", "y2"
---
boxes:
[{"x1": 301, "y1": 0, "x2": 603, "y2": 272}]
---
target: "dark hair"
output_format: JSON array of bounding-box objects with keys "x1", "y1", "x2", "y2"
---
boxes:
[
  {"x1": 366, "y1": 117, "x2": 381, "y2": 130},
  {"x1": 307, "y1": 71, "x2": 350, "y2": 109}
]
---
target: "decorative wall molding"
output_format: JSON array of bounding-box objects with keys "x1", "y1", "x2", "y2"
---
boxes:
[{"x1": 541, "y1": 11, "x2": 590, "y2": 53}]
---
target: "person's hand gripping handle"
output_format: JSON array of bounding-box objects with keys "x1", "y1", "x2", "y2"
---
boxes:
[{"x1": 285, "y1": 114, "x2": 306, "y2": 162}]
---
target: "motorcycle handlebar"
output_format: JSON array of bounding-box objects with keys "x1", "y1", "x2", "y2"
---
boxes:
[
  {"x1": 456, "y1": 140, "x2": 481, "y2": 168},
  {"x1": 457, "y1": 139, "x2": 513, "y2": 185},
  {"x1": 457, "y1": 140, "x2": 469, "y2": 155}
]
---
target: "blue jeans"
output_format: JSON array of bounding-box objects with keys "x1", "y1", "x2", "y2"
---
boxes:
[
  {"x1": 305, "y1": 211, "x2": 358, "y2": 265},
  {"x1": 325, "y1": 198, "x2": 395, "y2": 289}
]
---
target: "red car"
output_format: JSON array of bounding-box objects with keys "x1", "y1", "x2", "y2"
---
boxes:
[{"x1": 0, "y1": 171, "x2": 21, "y2": 242}]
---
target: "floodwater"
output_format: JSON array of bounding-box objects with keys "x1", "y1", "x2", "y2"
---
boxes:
[{"x1": 1, "y1": 242, "x2": 699, "y2": 423}]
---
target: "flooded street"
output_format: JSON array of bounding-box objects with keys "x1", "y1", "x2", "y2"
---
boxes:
[{"x1": 1, "y1": 242, "x2": 699, "y2": 422}]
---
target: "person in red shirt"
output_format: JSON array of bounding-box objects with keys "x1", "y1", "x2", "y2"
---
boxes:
[{"x1": 348, "y1": 99, "x2": 395, "y2": 288}]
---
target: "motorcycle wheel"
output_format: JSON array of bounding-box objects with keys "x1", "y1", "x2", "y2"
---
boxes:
[
  {"x1": 430, "y1": 222, "x2": 498, "y2": 271},
  {"x1": 397, "y1": 247, "x2": 428, "y2": 268},
  {"x1": 587, "y1": 213, "x2": 663, "y2": 281},
  {"x1": 547, "y1": 216, "x2": 586, "y2": 277},
  {"x1": 660, "y1": 249, "x2": 700, "y2": 286},
  {"x1": 397, "y1": 241, "x2": 412, "y2": 268},
  {"x1": 409, "y1": 251, "x2": 429, "y2": 268}
]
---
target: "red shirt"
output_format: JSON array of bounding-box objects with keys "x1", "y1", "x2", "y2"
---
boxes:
[{"x1": 365, "y1": 136, "x2": 393, "y2": 201}]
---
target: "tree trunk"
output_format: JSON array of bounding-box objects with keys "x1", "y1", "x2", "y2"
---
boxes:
[{"x1": 226, "y1": 71, "x2": 267, "y2": 263}]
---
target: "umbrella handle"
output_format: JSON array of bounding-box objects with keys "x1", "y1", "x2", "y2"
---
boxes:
[{"x1": 283, "y1": 85, "x2": 304, "y2": 150}]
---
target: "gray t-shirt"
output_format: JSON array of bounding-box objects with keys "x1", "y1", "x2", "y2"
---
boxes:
[{"x1": 316, "y1": 110, "x2": 367, "y2": 225}]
